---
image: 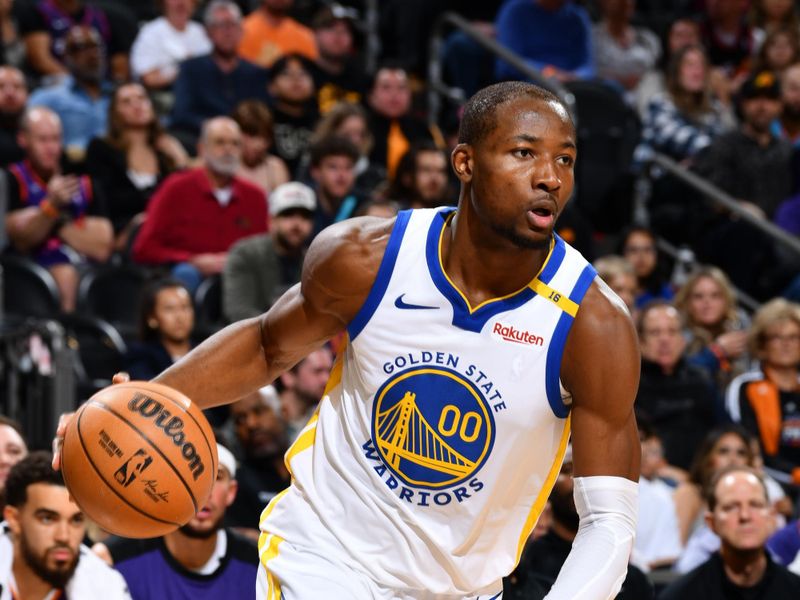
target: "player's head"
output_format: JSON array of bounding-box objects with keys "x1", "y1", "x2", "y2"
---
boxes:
[
  {"x1": 705, "y1": 465, "x2": 774, "y2": 554},
  {"x1": 452, "y1": 82, "x2": 576, "y2": 250},
  {"x1": 3, "y1": 452, "x2": 84, "y2": 589},
  {"x1": 178, "y1": 442, "x2": 237, "y2": 539}
]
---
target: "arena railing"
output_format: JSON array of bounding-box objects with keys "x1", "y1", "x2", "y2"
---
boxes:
[{"x1": 426, "y1": 11, "x2": 577, "y2": 130}]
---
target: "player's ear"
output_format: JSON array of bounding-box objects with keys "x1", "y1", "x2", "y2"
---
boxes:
[
  {"x1": 451, "y1": 143, "x2": 473, "y2": 183},
  {"x1": 3, "y1": 505, "x2": 20, "y2": 534}
]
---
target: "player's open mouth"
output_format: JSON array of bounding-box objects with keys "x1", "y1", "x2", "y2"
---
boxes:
[{"x1": 527, "y1": 207, "x2": 554, "y2": 229}]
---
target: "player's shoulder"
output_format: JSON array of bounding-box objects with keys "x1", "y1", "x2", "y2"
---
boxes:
[
  {"x1": 303, "y1": 215, "x2": 396, "y2": 285},
  {"x1": 71, "y1": 544, "x2": 132, "y2": 596},
  {"x1": 576, "y1": 276, "x2": 636, "y2": 338}
]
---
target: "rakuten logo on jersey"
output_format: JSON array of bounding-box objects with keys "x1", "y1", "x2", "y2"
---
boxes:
[{"x1": 492, "y1": 322, "x2": 544, "y2": 346}]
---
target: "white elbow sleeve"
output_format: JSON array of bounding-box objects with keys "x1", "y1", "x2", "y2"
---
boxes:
[{"x1": 544, "y1": 476, "x2": 639, "y2": 600}]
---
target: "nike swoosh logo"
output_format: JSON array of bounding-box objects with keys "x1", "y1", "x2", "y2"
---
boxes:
[{"x1": 394, "y1": 294, "x2": 439, "y2": 310}]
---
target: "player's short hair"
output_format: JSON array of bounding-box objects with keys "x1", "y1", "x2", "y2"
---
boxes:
[
  {"x1": 4, "y1": 451, "x2": 63, "y2": 508},
  {"x1": 458, "y1": 82, "x2": 571, "y2": 146}
]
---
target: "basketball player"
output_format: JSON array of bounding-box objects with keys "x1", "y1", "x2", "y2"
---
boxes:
[{"x1": 56, "y1": 82, "x2": 641, "y2": 599}]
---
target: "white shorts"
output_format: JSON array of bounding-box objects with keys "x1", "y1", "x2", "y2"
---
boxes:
[{"x1": 257, "y1": 536, "x2": 504, "y2": 600}]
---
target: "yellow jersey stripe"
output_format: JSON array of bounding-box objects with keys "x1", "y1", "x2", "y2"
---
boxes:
[
  {"x1": 527, "y1": 279, "x2": 579, "y2": 317},
  {"x1": 258, "y1": 488, "x2": 289, "y2": 530},
  {"x1": 514, "y1": 415, "x2": 572, "y2": 562},
  {"x1": 436, "y1": 212, "x2": 556, "y2": 314},
  {"x1": 258, "y1": 533, "x2": 284, "y2": 600},
  {"x1": 283, "y1": 414, "x2": 318, "y2": 476}
]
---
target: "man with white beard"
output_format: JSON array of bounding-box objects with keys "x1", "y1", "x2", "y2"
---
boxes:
[{"x1": 132, "y1": 116, "x2": 268, "y2": 294}]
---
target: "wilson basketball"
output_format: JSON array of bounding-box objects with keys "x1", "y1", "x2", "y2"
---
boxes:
[{"x1": 61, "y1": 381, "x2": 218, "y2": 538}]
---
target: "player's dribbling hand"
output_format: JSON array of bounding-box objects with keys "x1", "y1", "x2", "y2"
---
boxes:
[{"x1": 51, "y1": 371, "x2": 132, "y2": 471}]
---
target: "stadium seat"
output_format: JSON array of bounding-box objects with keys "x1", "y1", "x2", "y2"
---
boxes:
[
  {"x1": 77, "y1": 264, "x2": 149, "y2": 341},
  {"x1": 0, "y1": 255, "x2": 61, "y2": 318},
  {"x1": 57, "y1": 313, "x2": 127, "y2": 398}
]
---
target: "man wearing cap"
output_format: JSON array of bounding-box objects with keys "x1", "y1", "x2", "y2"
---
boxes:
[
  {"x1": 101, "y1": 442, "x2": 260, "y2": 599},
  {"x1": 222, "y1": 181, "x2": 315, "y2": 323},
  {"x1": 309, "y1": 3, "x2": 368, "y2": 114},
  {"x1": 692, "y1": 69, "x2": 793, "y2": 295}
]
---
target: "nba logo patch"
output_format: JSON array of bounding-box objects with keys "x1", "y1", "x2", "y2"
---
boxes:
[{"x1": 371, "y1": 367, "x2": 496, "y2": 490}]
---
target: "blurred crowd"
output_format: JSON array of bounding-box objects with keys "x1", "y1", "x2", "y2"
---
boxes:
[{"x1": 2, "y1": 0, "x2": 800, "y2": 598}]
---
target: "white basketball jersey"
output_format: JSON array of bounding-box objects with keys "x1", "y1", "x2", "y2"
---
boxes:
[{"x1": 259, "y1": 208, "x2": 597, "y2": 594}]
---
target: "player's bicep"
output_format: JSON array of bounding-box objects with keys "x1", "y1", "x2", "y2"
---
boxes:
[{"x1": 562, "y1": 282, "x2": 641, "y2": 480}]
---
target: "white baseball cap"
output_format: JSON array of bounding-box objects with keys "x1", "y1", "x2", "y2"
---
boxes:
[{"x1": 269, "y1": 182, "x2": 316, "y2": 217}]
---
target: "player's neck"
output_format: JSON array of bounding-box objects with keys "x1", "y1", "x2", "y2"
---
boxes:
[
  {"x1": 443, "y1": 211, "x2": 550, "y2": 304},
  {"x1": 164, "y1": 530, "x2": 219, "y2": 571},
  {"x1": 12, "y1": 554, "x2": 55, "y2": 600}
]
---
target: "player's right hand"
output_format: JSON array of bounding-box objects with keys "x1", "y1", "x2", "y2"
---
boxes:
[{"x1": 51, "y1": 371, "x2": 131, "y2": 471}]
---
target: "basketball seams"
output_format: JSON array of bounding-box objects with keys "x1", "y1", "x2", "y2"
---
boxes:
[
  {"x1": 74, "y1": 404, "x2": 183, "y2": 528},
  {"x1": 84, "y1": 398, "x2": 200, "y2": 513},
  {"x1": 118, "y1": 383, "x2": 218, "y2": 483}
]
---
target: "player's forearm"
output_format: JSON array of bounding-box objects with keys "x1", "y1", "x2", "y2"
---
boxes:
[
  {"x1": 154, "y1": 318, "x2": 270, "y2": 410},
  {"x1": 545, "y1": 476, "x2": 638, "y2": 600}
]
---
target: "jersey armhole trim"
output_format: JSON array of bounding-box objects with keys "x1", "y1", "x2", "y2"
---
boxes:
[
  {"x1": 347, "y1": 210, "x2": 411, "y2": 341},
  {"x1": 544, "y1": 264, "x2": 598, "y2": 418}
]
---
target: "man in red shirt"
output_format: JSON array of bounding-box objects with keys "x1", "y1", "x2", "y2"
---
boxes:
[{"x1": 133, "y1": 116, "x2": 268, "y2": 292}]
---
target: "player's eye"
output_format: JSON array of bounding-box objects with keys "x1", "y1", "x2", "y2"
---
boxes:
[
  {"x1": 512, "y1": 148, "x2": 532, "y2": 158},
  {"x1": 557, "y1": 155, "x2": 574, "y2": 166}
]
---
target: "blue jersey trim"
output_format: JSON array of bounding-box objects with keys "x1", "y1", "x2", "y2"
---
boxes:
[
  {"x1": 544, "y1": 263, "x2": 598, "y2": 418},
  {"x1": 347, "y1": 210, "x2": 412, "y2": 341},
  {"x1": 426, "y1": 209, "x2": 559, "y2": 333}
]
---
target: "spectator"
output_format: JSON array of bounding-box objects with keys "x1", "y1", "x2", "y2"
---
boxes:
[
  {"x1": 592, "y1": 0, "x2": 661, "y2": 98},
  {"x1": 494, "y1": 0, "x2": 594, "y2": 83},
  {"x1": 593, "y1": 254, "x2": 638, "y2": 316},
  {"x1": 5, "y1": 107, "x2": 112, "y2": 311},
  {"x1": 130, "y1": 0, "x2": 211, "y2": 92},
  {"x1": 124, "y1": 278, "x2": 194, "y2": 381},
  {"x1": 18, "y1": 0, "x2": 135, "y2": 83},
  {"x1": 772, "y1": 61, "x2": 800, "y2": 146},
  {"x1": 366, "y1": 63, "x2": 438, "y2": 179},
  {"x1": 231, "y1": 99, "x2": 289, "y2": 197},
  {"x1": 0, "y1": 415, "x2": 27, "y2": 512},
  {"x1": 308, "y1": 135, "x2": 363, "y2": 235},
  {"x1": 750, "y1": 0, "x2": 800, "y2": 49},
  {"x1": 635, "y1": 301, "x2": 718, "y2": 471},
  {"x1": 634, "y1": 423, "x2": 683, "y2": 571},
  {"x1": 0, "y1": 65, "x2": 28, "y2": 167},
  {"x1": 223, "y1": 181, "x2": 314, "y2": 323},
  {"x1": 308, "y1": 101, "x2": 385, "y2": 193},
  {"x1": 385, "y1": 141, "x2": 452, "y2": 209},
  {"x1": 28, "y1": 25, "x2": 112, "y2": 164},
  {"x1": 170, "y1": 0, "x2": 269, "y2": 144},
  {"x1": 86, "y1": 82, "x2": 188, "y2": 253},
  {"x1": 267, "y1": 53, "x2": 319, "y2": 177},
  {"x1": 674, "y1": 266, "x2": 751, "y2": 391},
  {"x1": 727, "y1": 298, "x2": 800, "y2": 486},
  {"x1": 238, "y1": 0, "x2": 317, "y2": 68},
  {"x1": 673, "y1": 425, "x2": 752, "y2": 547},
  {"x1": 700, "y1": 0, "x2": 755, "y2": 79},
  {"x1": 636, "y1": 17, "x2": 702, "y2": 117},
  {"x1": 132, "y1": 117, "x2": 267, "y2": 293},
  {"x1": 309, "y1": 3, "x2": 368, "y2": 114},
  {"x1": 276, "y1": 347, "x2": 333, "y2": 441},
  {"x1": 226, "y1": 387, "x2": 290, "y2": 537},
  {"x1": 503, "y1": 447, "x2": 654, "y2": 599},
  {"x1": 620, "y1": 226, "x2": 674, "y2": 308},
  {"x1": 103, "y1": 444, "x2": 259, "y2": 599},
  {"x1": 752, "y1": 25, "x2": 800, "y2": 75},
  {"x1": 0, "y1": 452, "x2": 132, "y2": 598},
  {"x1": 0, "y1": 0, "x2": 24, "y2": 69},
  {"x1": 661, "y1": 466, "x2": 800, "y2": 599},
  {"x1": 693, "y1": 70, "x2": 793, "y2": 295}
]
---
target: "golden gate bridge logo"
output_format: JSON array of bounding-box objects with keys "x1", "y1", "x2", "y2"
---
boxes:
[{"x1": 372, "y1": 367, "x2": 495, "y2": 489}]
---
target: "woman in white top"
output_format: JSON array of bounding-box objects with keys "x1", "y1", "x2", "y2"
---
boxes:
[{"x1": 130, "y1": 0, "x2": 212, "y2": 90}]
